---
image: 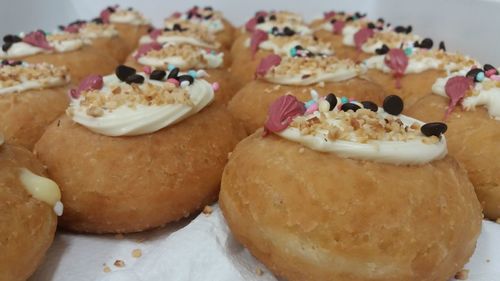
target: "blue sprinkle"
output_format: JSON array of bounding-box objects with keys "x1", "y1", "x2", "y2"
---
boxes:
[
  {"x1": 211, "y1": 50, "x2": 216, "y2": 55},
  {"x1": 167, "y1": 64, "x2": 175, "y2": 71},
  {"x1": 404, "y1": 47, "x2": 413, "y2": 56},
  {"x1": 305, "y1": 100, "x2": 315, "y2": 108},
  {"x1": 476, "y1": 72, "x2": 485, "y2": 82},
  {"x1": 188, "y1": 70, "x2": 197, "y2": 78},
  {"x1": 290, "y1": 47, "x2": 297, "y2": 57},
  {"x1": 341, "y1": 97, "x2": 349, "y2": 104}
]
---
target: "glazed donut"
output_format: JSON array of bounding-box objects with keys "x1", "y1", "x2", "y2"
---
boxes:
[
  {"x1": 407, "y1": 64, "x2": 500, "y2": 219},
  {"x1": 0, "y1": 61, "x2": 70, "y2": 149},
  {"x1": 228, "y1": 55, "x2": 386, "y2": 133},
  {"x1": 34, "y1": 66, "x2": 246, "y2": 233},
  {"x1": 0, "y1": 135, "x2": 62, "y2": 281},
  {"x1": 220, "y1": 94, "x2": 482, "y2": 281}
]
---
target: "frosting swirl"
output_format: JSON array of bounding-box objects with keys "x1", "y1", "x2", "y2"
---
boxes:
[
  {"x1": 19, "y1": 168, "x2": 64, "y2": 216},
  {"x1": 167, "y1": 6, "x2": 225, "y2": 33},
  {"x1": 140, "y1": 24, "x2": 219, "y2": 49},
  {"x1": 136, "y1": 44, "x2": 223, "y2": 69},
  {"x1": 267, "y1": 93, "x2": 447, "y2": 165},
  {"x1": 245, "y1": 34, "x2": 333, "y2": 56},
  {"x1": 79, "y1": 22, "x2": 119, "y2": 39},
  {"x1": 358, "y1": 31, "x2": 420, "y2": 54},
  {"x1": 0, "y1": 61, "x2": 70, "y2": 95},
  {"x1": 101, "y1": 7, "x2": 150, "y2": 26},
  {"x1": 68, "y1": 67, "x2": 214, "y2": 136}
]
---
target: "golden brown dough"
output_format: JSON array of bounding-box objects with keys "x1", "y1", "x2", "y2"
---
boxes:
[
  {"x1": 0, "y1": 86, "x2": 69, "y2": 149},
  {"x1": 214, "y1": 18, "x2": 236, "y2": 49},
  {"x1": 0, "y1": 143, "x2": 57, "y2": 281},
  {"x1": 220, "y1": 132, "x2": 482, "y2": 281},
  {"x1": 34, "y1": 105, "x2": 246, "y2": 233},
  {"x1": 89, "y1": 36, "x2": 129, "y2": 63},
  {"x1": 113, "y1": 23, "x2": 150, "y2": 53},
  {"x1": 407, "y1": 94, "x2": 500, "y2": 219},
  {"x1": 228, "y1": 78, "x2": 386, "y2": 134},
  {"x1": 23, "y1": 46, "x2": 118, "y2": 83}
]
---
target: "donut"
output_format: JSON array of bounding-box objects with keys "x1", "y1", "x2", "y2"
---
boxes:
[
  {"x1": 228, "y1": 54, "x2": 386, "y2": 133},
  {"x1": 34, "y1": 65, "x2": 246, "y2": 233},
  {"x1": 220, "y1": 94, "x2": 482, "y2": 281},
  {"x1": 125, "y1": 44, "x2": 234, "y2": 105},
  {"x1": 0, "y1": 134, "x2": 63, "y2": 281},
  {"x1": 363, "y1": 44, "x2": 477, "y2": 108},
  {"x1": 0, "y1": 60, "x2": 70, "y2": 149},
  {"x1": 1, "y1": 30, "x2": 118, "y2": 83},
  {"x1": 98, "y1": 6, "x2": 151, "y2": 53},
  {"x1": 164, "y1": 6, "x2": 235, "y2": 49},
  {"x1": 406, "y1": 64, "x2": 500, "y2": 219},
  {"x1": 230, "y1": 32, "x2": 332, "y2": 90},
  {"x1": 61, "y1": 20, "x2": 129, "y2": 63}
]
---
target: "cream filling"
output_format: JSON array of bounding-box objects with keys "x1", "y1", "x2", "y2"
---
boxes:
[
  {"x1": 49, "y1": 38, "x2": 83, "y2": 52},
  {"x1": 363, "y1": 55, "x2": 442, "y2": 74},
  {"x1": 265, "y1": 67, "x2": 360, "y2": 86},
  {"x1": 0, "y1": 75, "x2": 69, "y2": 95},
  {"x1": 433, "y1": 71, "x2": 500, "y2": 119},
  {"x1": 277, "y1": 111, "x2": 447, "y2": 165},
  {"x1": 19, "y1": 168, "x2": 63, "y2": 216},
  {"x1": 137, "y1": 51, "x2": 223, "y2": 69},
  {"x1": 109, "y1": 12, "x2": 149, "y2": 26},
  {"x1": 70, "y1": 74, "x2": 214, "y2": 137},
  {"x1": 139, "y1": 35, "x2": 218, "y2": 49}
]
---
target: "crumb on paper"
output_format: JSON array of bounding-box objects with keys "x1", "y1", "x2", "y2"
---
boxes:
[
  {"x1": 132, "y1": 248, "x2": 142, "y2": 258},
  {"x1": 115, "y1": 233, "x2": 124, "y2": 240},
  {"x1": 103, "y1": 266, "x2": 111, "y2": 273},
  {"x1": 203, "y1": 205, "x2": 213, "y2": 215},
  {"x1": 454, "y1": 269, "x2": 469, "y2": 280},
  {"x1": 114, "y1": 260, "x2": 125, "y2": 268},
  {"x1": 255, "y1": 267, "x2": 264, "y2": 276}
]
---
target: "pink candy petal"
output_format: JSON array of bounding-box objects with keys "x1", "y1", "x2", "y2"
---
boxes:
[
  {"x1": 171, "y1": 12, "x2": 182, "y2": 18},
  {"x1": 333, "y1": 20, "x2": 345, "y2": 35},
  {"x1": 490, "y1": 74, "x2": 500, "y2": 81},
  {"x1": 133, "y1": 42, "x2": 162, "y2": 60},
  {"x1": 23, "y1": 31, "x2": 53, "y2": 50},
  {"x1": 444, "y1": 76, "x2": 473, "y2": 119},
  {"x1": 143, "y1": 66, "x2": 152, "y2": 74},
  {"x1": 324, "y1": 11, "x2": 336, "y2": 19},
  {"x1": 255, "y1": 54, "x2": 281, "y2": 77},
  {"x1": 264, "y1": 95, "x2": 306, "y2": 134},
  {"x1": 250, "y1": 29, "x2": 269, "y2": 58},
  {"x1": 149, "y1": 29, "x2": 163, "y2": 40},
  {"x1": 64, "y1": 23, "x2": 84, "y2": 33},
  {"x1": 245, "y1": 17, "x2": 258, "y2": 33},
  {"x1": 166, "y1": 78, "x2": 179, "y2": 86},
  {"x1": 70, "y1": 74, "x2": 104, "y2": 99},
  {"x1": 100, "y1": 5, "x2": 118, "y2": 24},
  {"x1": 353, "y1": 27, "x2": 374, "y2": 50},
  {"x1": 384, "y1": 48, "x2": 409, "y2": 88}
]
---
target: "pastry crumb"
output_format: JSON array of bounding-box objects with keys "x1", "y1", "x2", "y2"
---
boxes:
[
  {"x1": 103, "y1": 266, "x2": 111, "y2": 273},
  {"x1": 454, "y1": 269, "x2": 469, "y2": 280},
  {"x1": 255, "y1": 267, "x2": 264, "y2": 276},
  {"x1": 298, "y1": 147, "x2": 305, "y2": 153},
  {"x1": 114, "y1": 260, "x2": 125, "y2": 268},
  {"x1": 135, "y1": 237, "x2": 147, "y2": 243},
  {"x1": 132, "y1": 248, "x2": 142, "y2": 258},
  {"x1": 203, "y1": 205, "x2": 213, "y2": 215},
  {"x1": 496, "y1": 218, "x2": 500, "y2": 224}
]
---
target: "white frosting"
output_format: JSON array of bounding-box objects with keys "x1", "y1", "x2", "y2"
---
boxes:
[
  {"x1": 0, "y1": 63, "x2": 70, "y2": 95},
  {"x1": 70, "y1": 73, "x2": 214, "y2": 136},
  {"x1": 79, "y1": 24, "x2": 119, "y2": 39},
  {"x1": 256, "y1": 22, "x2": 312, "y2": 35},
  {"x1": 0, "y1": 35, "x2": 83, "y2": 59},
  {"x1": 266, "y1": 66, "x2": 360, "y2": 86},
  {"x1": 178, "y1": 15, "x2": 225, "y2": 33},
  {"x1": 254, "y1": 39, "x2": 333, "y2": 57},
  {"x1": 277, "y1": 110, "x2": 447, "y2": 165},
  {"x1": 137, "y1": 49, "x2": 223, "y2": 69},
  {"x1": 139, "y1": 34, "x2": 218, "y2": 49},
  {"x1": 342, "y1": 25, "x2": 362, "y2": 46},
  {"x1": 433, "y1": 69, "x2": 500, "y2": 119},
  {"x1": 364, "y1": 55, "x2": 441, "y2": 74},
  {"x1": 49, "y1": 38, "x2": 83, "y2": 52},
  {"x1": 361, "y1": 33, "x2": 420, "y2": 54},
  {"x1": 109, "y1": 11, "x2": 149, "y2": 26}
]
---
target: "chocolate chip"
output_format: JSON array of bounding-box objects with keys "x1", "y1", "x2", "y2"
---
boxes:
[
  {"x1": 421, "y1": 122, "x2": 447, "y2": 137},
  {"x1": 150, "y1": 70, "x2": 166, "y2": 81},
  {"x1": 204, "y1": 14, "x2": 213, "y2": 20},
  {"x1": 419, "y1": 38, "x2": 433, "y2": 49},
  {"x1": 355, "y1": 12, "x2": 366, "y2": 18},
  {"x1": 204, "y1": 6, "x2": 213, "y2": 11},
  {"x1": 256, "y1": 16, "x2": 265, "y2": 24},
  {"x1": 466, "y1": 68, "x2": 484, "y2": 82},
  {"x1": 367, "y1": 22, "x2": 376, "y2": 29},
  {"x1": 341, "y1": 103, "x2": 361, "y2": 112},
  {"x1": 295, "y1": 45, "x2": 303, "y2": 50},
  {"x1": 167, "y1": 67, "x2": 180, "y2": 79},
  {"x1": 115, "y1": 65, "x2": 136, "y2": 82},
  {"x1": 10, "y1": 60, "x2": 22, "y2": 66},
  {"x1": 438, "y1": 41, "x2": 446, "y2": 51},
  {"x1": 271, "y1": 26, "x2": 279, "y2": 35},
  {"x1": 125, "y1": 74, "x2": 144, "y2": 84},
  {"x1": 383, "y1": 95, "x2": 404, "y2": 115},
  {"x1": 178, "y1": 74, "x2": 194, "y2": 85},
  {"x1": 345, "y1": 16, "x2": 354, "y2": 22},
  {"x1": 2, "y1": 42, "x2": 12, "y2": 52},
  {"x1": 330, "y1": 18, "x2": 337, "y2": 24},
  {"x1": 377, "y1": 18, "x2": 385, "y2": 23},
  {"x1": 325, "y1": 93, "x2": 337, "y2": 110},
  {"x1": 3, "y1": 34, "x2": 21, "y2": 43},
  {"x1": 269, "y1": 15, "x2": 277, "y2": 21},
  {"x1": 173, "y1": 23, "x2": 182, "y2": 31},
  {"x1": 375, "y1": 44, "x2": 389, "y2": 55},
  {"x1": 394, "y1": 25, "x2": 412, "y2": 34},
  {"x1": 283, "y1": 26, "x2": 295, "y2": 36},
  {"x1": 361, "y1": 101, "x2": 378, "y2": 112},
  {"x1": 484, "y1": 64, "x2": 498, "y2": 75}
]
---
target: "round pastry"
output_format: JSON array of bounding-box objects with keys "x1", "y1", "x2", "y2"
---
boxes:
[
  {"x1": 98, "y1": 6, "x2": 151, "y2": 53},
  {"x1": 0, "y1": 134, "x2": 63, "y2": 281},
  {"x1": 34, "y1": 65, "x2": 246, "y2": 233},
  {"x1": 60, "y1": 19, "x2": 129, "y2": 63},
  {"x1": 363, "y1": 43, "x2": 477, "y2": 108},
  {"x1": 1, "y1": 30, "x2": 118, "y2": 82},
  {"x1": 231, "y1": 10, "x2": 310, "y2": 60},
  {"x1": 125, "y1": 43, "x2": 234, "y2": 104},
  {"x1": 407, "y1": 64, "x2": 500, "y2": 219},
  {"x1": 0, "y1": 60, "x2": 70, "y2": 149},
  {"x1": 165, "y1": 6, "x2": 235, "y2": 49},
  {"x1": 220, "y1": 94, "x2": 482, "y2": 281},
  {"x1": 228, "y1": 54, "x2": 386, "y2": 133},
  {"x1": 230, "y1": 31, "x2": 333, "y2": 90}
]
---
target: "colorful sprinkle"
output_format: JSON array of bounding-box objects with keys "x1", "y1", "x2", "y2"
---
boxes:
[
  {"x1": 188, "y1": 70, "x2": 197, "y2": 78},
  {"x1": 166, "y1": 78, "x2": 179, "y2": 86},
  {"x1": 264, "y1": 95, "x2": 305, "y2": 135},
  {"x1": 212, "y1": 82, "x2": 220, "y2": 91}
]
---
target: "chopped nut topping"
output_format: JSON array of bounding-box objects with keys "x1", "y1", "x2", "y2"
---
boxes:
[
  {"x1": 364, "y1": 31, "x2": 418, "y2": 49},
  {"x1": 142, "y1": 44, "x2": 221, "y2": 68},
  {"x1": 0, "y1": 62, "x2": 69, "y2": 90},
  {"x1": 266, "y1": 56, "x2": 361, "y2": 80},
  {"x1": 203, "y1": 205, "x2": 213, "y2": 215}
]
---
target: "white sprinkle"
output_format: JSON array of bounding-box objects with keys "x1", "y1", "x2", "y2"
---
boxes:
[
  {"x1": 180, "y1": 80, "x2": 190, "y2": 88},
  {"x1": 196, "y1": 70, "x2": 208, "y2": 78},
  {"x1": 54, "y1": 201, "x2": 64, "y2": 216},
  {"x1": 310, "y1": 89, "x2": 319, "y2": 101}
]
